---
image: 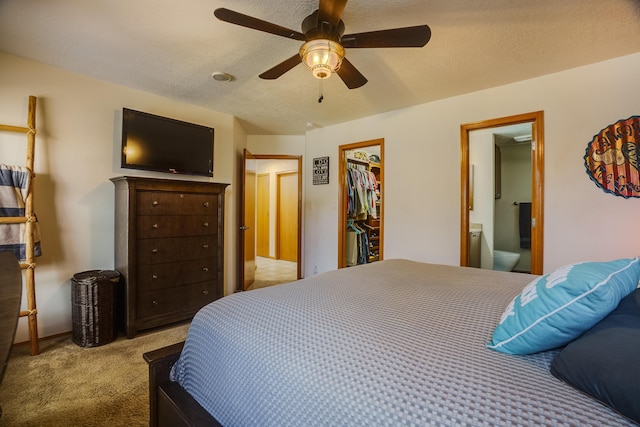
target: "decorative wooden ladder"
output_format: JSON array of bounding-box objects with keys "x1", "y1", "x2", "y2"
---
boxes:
[{"x1": 0, "y1": 96, "x2": 40, "y2": 355}]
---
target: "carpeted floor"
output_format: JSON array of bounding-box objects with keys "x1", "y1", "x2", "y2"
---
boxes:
[
  {"x1": 246, "y1": 279, "x2": 290, "y2": 290},
  {"x1": 0, "y1": 322, "x2": 189, "y2": 427}
]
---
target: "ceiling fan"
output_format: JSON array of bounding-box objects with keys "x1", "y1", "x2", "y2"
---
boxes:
[{"x1": 214, "y1": 0, "x2": 431, "y2": 89}]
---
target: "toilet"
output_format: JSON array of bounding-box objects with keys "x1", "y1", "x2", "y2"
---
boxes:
[{"x1": 493, "y1": 249, "x2": 520, "y2": 272}]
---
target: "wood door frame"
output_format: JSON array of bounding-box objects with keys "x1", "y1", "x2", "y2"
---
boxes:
[
  {"x1": 275, "y1": 170, "x2": 298, "y2": 261},
  {"x1": 240, "y1": 150, "x2": 257, "y2": 292},
  {"x1": 239, "y1": 154, "x2": 302, "y2": 292},
  {"x1": 460, "y1": 111, "x2": 545, "y2": 274},
  {"x1": 338, "y1": 139, "x2": 385, "y2": 269}
]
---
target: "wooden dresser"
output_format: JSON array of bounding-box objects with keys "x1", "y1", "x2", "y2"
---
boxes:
[{"x1": 111, "y1": 176, "x2": 228, "y2": 338}]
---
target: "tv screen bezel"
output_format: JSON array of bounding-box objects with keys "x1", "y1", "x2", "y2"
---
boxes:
[{"x1": 121, "y1": 108, "x2": 214, "y2": 178}]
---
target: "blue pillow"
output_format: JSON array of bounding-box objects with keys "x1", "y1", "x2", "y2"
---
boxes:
[
  {"x1": 550, "y1": 289, "x2": 640, "y2": 424},
  {"x1": 487, "y1": 258, "x2": 640, "y2": 354}
]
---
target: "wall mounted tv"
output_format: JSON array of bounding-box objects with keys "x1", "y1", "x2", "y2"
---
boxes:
[{"x1": 121, "y1": 108, "x2": 214, "y2": 177}]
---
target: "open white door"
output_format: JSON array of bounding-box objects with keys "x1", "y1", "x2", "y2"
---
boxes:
[{"x1": 240, "y1": 149, "x2": 257, "y2": 291}]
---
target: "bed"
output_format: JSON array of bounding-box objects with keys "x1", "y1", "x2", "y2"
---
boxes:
[{"x1": 144, "y1": 259, "x2": 639, "y2": 426}]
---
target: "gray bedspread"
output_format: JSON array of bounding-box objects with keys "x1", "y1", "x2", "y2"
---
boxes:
[{"x1": 171, "y1": 259, "x2": 635, "y2": 426}]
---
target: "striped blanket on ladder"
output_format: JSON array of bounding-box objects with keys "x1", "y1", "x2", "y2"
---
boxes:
[{"x1": 0, "y1": 164, "x2": 41, "y2": 261}]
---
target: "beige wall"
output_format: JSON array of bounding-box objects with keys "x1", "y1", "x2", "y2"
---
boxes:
[
  {"x1": 3, "y1": 50, "x2": 640, "y2": 343},
  {"x1": 304, "y1": 53, "x2": 640, "y2": 277},
  {"x1": 1, "y1": 52, "x2": 242, "y2": 343}
]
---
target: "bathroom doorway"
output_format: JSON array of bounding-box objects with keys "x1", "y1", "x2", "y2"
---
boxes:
[{"x1": 460, "y1": 112, "x2": 544, "y2": 275}]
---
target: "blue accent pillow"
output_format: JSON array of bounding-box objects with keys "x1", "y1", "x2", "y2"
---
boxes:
[
  {"x1": 550, "y1": 289, "x2": 640, "y2": 424},
  {"x1": 487, "y1": 258, "x2": 640, "y2": 354}
]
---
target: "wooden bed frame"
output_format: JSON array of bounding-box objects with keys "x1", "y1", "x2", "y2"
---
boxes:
[{"x1": 144, "y1": 342, "x2": 221, "y2": 427}]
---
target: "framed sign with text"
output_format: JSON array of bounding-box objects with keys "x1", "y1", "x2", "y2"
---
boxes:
[{"x1": 313, "y1": 156, "x2": 329, "y2": 185}]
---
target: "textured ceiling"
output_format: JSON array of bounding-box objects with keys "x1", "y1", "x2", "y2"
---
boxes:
[{"x1": 1, "y1": 0, "x2": 639, "y2": 135}]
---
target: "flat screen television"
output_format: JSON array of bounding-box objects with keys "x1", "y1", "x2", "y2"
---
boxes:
[{"x1": 121, "y1": 108, "x2": 214, "y2": 177}]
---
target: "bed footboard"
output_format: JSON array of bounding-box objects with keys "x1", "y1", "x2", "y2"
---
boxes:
[{"x1": 143, "y1": 342, "x2": 221, "y2": 427}]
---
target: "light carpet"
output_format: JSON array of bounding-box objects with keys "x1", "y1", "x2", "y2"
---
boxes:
[
  {"x1": 0, "y1": 322, "x2": 189, "y2": 427},
  {"x1": 246, "y1": 279, "x2": 289, "y2": 291}
]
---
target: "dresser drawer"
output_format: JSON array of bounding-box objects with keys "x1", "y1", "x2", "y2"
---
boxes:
[
  {"x1": 137, "y1": 236, "x2": 215, "y2": 265},
  {"x1": 137, "y1": 215, "x2": 216, "y2": 238},
  {"x1": 137, "y1": 281, "x2": 220, "y2": 319},
  {"x1": 136, "y1": 258, "x2": 218, "y2": 291},
  {"x1": 137, "y1": 191, "x2": 217, "y2": 216}
]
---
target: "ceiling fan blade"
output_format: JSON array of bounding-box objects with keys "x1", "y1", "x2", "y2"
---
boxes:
[
  {"x1": 318, "y1": 0, "x2": 348, "y2": 28},
  {"x1": 259, "y1": 54, "x2": 302, "y2": 80},
  {"x1": 341, "y1": 25, "x2": 431, "y2": 48},
  {"x1": 214, "y1": 8, "x2": 305, "y2": 41},
  {"x1": 336, "y1": 57, "x2": 367, "y2": 89}
]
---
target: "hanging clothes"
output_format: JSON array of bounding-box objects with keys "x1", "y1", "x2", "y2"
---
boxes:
[
  {"x1": 346, "y1": 166, "x2": 357, "y2": 215},
  {"x1": 345, "y1": 160, "x2": 378, "y2": 266},
  {"x1": 363, "y1": 171, "x2": 378, "y2": 218},
  {"x1": 346, "y1": 164, "x2": 378, "y2": 219},
  {"x1": 345, "y1": 219, "x2": 370, "y2": 266},
  {"x1": 346, "y1": 220, "x2": 359, "y2": 267}
]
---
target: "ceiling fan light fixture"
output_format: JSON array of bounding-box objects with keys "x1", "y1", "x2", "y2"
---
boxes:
[{"x1": 300, "y1": 39, "x2": 345, "y2": 80}]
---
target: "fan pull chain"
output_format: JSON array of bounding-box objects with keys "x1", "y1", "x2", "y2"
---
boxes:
[{"x1": 318, "y1": 80, "x2": 324, "y2": 103}]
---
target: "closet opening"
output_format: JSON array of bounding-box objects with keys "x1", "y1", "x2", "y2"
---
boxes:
[{"x1": 338, "y1": 139, "x2": 384, "y2": 269}]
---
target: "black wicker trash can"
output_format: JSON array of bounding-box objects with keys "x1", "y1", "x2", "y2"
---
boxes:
[{"x1": 71, "y1": 270, "x2": 120, "y2": 348}]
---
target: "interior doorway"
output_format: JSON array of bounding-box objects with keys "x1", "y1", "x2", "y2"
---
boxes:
[
  {"x1": 460, "y1": 111, "x2": 544, "y2": 274},
  {"x1": 240, "y1": 150, "x2": 302, "y2": 292},
  {"x1": 338, "y1": 139, "x2": 384, "y2": 269}
]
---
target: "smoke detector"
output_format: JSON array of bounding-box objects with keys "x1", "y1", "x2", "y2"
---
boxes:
[{"x1": 211, "y1": 72, "x2": 233, "y2": 82}]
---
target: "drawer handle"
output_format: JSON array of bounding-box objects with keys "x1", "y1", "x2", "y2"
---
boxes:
[
  {"x1": 152, "y1": 201, "x2": 158, "y2": 206},
  {"x1": 152, "y1": 300, "x2": 158, "y2": 306},
  {"x1": 151, "y1": 248, "x2": 158, "y2": 254},
  {"x1": 152, "y1": 223, "x2": 158, "y2": 229},
  {"x1": 202, "y1": 222, "x2": 209, "y2": 227},
  {"x1": 202, "y1": 267, "x2": 209, "y2": 272},
  {"x1": 152, "y1": 275, "x2": 158, "y2": 280},
  {"x1": 202, "y1": 290, "x2": 209, "y2": 295},
  {"x1": 203, "y1": 201, "x2": 209, "y2": 208},
  {"x1": 202, "y1": 244, "x2": 209, "y2": 249}
]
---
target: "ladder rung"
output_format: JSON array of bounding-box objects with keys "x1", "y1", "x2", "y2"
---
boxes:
[
  {"x1": 0, "y1": 123, "x2": 30, "y2": 133},
  {"x1": 19, "y1": 309, "x2": 38, "y2": 317},
  {"x1": 0, "y1": 217, "x2": 28, "y2": 224}
]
